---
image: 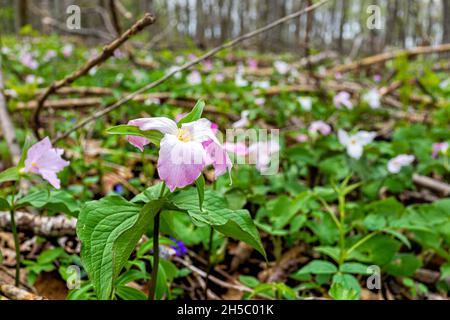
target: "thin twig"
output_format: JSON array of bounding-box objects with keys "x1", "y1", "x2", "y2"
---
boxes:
[
  {"x1": 33, "y1": 13, "x2": 156, "y2": 138},
  {"x1": 52, "y1": 0, "x2": 330, "y2": 144}
]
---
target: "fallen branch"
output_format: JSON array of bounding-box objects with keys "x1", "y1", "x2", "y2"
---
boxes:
[
  {"x1": 173, "y1": 257, "x2": 253, "y2": 293},
  {"x1": 0, "y1": 211, "x2": 76, "y2": 237},
  {"x1": 52, "y1": 0, "x2": 330, "y2": 144},
  {"x1": 328, "y1": 43, "x2": 450, "y2": 74},
  {"x1": 33, "y1": 12, "x2": 156, "y2": 138},
  {"x1": 412, "y1": 174, "x2": 450, "y2": 196},
  {"x1": 0, "y1": 280, "x2": 46, "y2": 300},
  {"x1": 16, "y1": 95, "x2": 238, "y2": 120}
]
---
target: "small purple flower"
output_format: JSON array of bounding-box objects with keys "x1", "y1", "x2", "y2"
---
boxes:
[
  {"x1": 202, "y1": 59, "x2": 213, "y2": 71},
  {"x1": 20, "y1": 52, "x2": 38, "y2": 70},
  {"x1": 432, "y1": 142, "x2": 448, "y2": 158},
  {"x1": 373, "y1": 74, "x2": 382, "y2": 82},
  {"x1": 70, "y1": 118, "x2": 77, "y2": 124},
  {"x1": 170, "y1": 237, "x2": 188, "y2": 257},
  {"x1": 113, "y1": 184, "x2": 124, "y2": 194}
]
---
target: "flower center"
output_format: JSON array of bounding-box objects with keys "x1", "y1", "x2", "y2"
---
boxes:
[
  {"x1": 31, "y1": 161, "x2": 38, "y2": 168},
  {"x1": 177, "y1": 128, "x2": 191, "y2": 142},
  {"x1": 350, "y1": 139, "x2": 357, "y2": 145}
]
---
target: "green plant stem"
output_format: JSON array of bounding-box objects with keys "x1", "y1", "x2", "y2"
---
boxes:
[
  {"x1": 338, "y1": 193, "x2": 346, "y2": 266},
  {"x1": 204, "y1": 226, "x2": 214, "y2": 299},
  {"x1": 9, "y1": 181, "x2": 20, "y2": 286},
  {"x1": 148, "y1": 211, "x2": 161, "y2": 300},
  {"x1": 148, "y1": 182, "x2": 166, "y2": 300}
]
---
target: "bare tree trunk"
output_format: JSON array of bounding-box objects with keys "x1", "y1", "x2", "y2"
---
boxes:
[
  {"x1": 443, "y1": 0, "x2": 450, "y2": 44},
  {"x1": 14, "y1": 0, "x2": 28, "y2": 33},
  {"x1": 338, "y1": 0, "x2": 347, "y2": 53},
  {"x1": 195, "y1": 0, "x2": 205, "y2": 48}
]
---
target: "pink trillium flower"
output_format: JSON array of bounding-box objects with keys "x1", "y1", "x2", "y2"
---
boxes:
[
  {"x1": 333, "y1": 91, "x2": 353, "y2": 109},
  {"x1": 23, "y1": 137, "x2": 70, "y2": 189},
  {"x1": 373, "y1": 74, "x2": 382, "y2": 82},
  {"x1": 295, "y1": 134, "x2": 308, "y2": 143},
  {"x1": 338, "y1": 129, "x2": 376, "y2": 159},
  {"x1": 214, "y1": 73, "x2": 225, "y2": 82},
  {"x1": 432, "y1": 142, "x2": 448, "y2": 158},
  {"x1": 187, "y1": 71, "x2": 202, "y2": 85},
  {"x1": 127, "y1": 117, "x2": 231, "y2": 191},
  {"x1": 309, "y1": 121, "x2": 331, "y2": 136},
  {"x1": 274, "y1": 60, "x2": 290, "y2": 75},
  {"x1": 387, "y1": 154, "x2": 415, "y2": 173},
  {"x1": 20, "y1": 52, "x2": 38, "y2": 70},
  {"x1": 247, "y1": 58, "x2": 258, "y2": 70},
  {"x1": 62, "y1": 44, "x2": 73, "y2": 58},
  {"x1": 43, "y1": 50, "x2": 56, "y2": 62},
  {"x1": 202, "y1": 59, "x2": 213, "y2": 71},
  {"x1": 232, "y1": 110, "x2": 250, "y2": 128}
]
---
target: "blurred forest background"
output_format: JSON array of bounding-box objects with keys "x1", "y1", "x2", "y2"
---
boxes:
[{"x1": 1, "y1": 0, "x2": 450, "y2": 55}]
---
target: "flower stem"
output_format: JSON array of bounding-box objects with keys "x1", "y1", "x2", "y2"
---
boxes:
[
  {"x1": 9, "y1": 182, "x2": 20, "y2": 286},
  {"x1": 148, "y1": 211, "x2": 161, "y2": 300},
  {"x1": 338, "y1": 193, "x2": 346, "y2": 266},
  {"x1": 204, "y1": 226, "x2": 214, "y2": 299},
  {"x1": 147, "y1": 182, "x2": 166, "y2": 300},
  {"x1": 10, "y1": 210, "x2": 20, "y2": 286}
]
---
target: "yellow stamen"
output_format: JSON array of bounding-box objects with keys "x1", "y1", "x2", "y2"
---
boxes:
[{"x1": 177, "y1": 128, "x2": 191, "y2": 142}]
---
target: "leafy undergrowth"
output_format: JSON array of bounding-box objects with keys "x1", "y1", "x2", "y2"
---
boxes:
[{"x1": 0, "y1": 34, "x2": 450, "y2": 300}]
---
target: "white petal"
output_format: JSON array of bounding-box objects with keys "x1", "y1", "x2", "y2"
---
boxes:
[
  {"x1": 338, "y1": 129, "x2": 349, "y2": 146},
  {"x1": 347, "y1": 143, "x2": 363, "y2": 159},
  {"x1": 182, "y1": 118, "x2": 218, "y2": 143},
  {"x1": 354, "y1": 131, "x2": 376, "y2": 145},
  {"x1": 129, "y1": 117, "x2": 178, "y2": 135}
]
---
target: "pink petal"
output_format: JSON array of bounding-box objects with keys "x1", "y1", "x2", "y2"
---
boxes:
[
  {"x1": 40, "y1": 169, "x2": 61, "y2": 189},
  {"x1": 127, "y1": 135, "x2": 149, "y2": 152},
  {"x1": 157, "y1": 135, "x2": 206, "y2": 192},
  {"x1": 24, "y1": 137, "x2": 52, "y2": 172},
  {"x1": 203, "y1": 140, "x2": 232, "y2": 178},
  {"x1": 224, "y1": 142, "x2": 248, "y2": 156},
  {"x1": 23, "y1": 137, "x2": 69, "y2": 188},
  {"x1": 127, "y1": 117, "x2": 178, "y2": 151}
]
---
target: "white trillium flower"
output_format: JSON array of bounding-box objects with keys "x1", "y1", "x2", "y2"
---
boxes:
[
  {"x1": 166, "y1": 66, "x2": 182, "y2": 79},
  {"x1": 298, "y1": 97, "x2": 313, "y2": 111},
  {"x1": 253, "y1": 80, "x2": 270, "y2": 89},
  {"x1": 235, "y1": 73, "x2": 248, "y2": 87},
  {"x1": 232, "y1": 110, "x2": 250, "y2": 128},
  {"x1": 338, "y1": 129, "x2": 376, "y2": 159},
  {"x1": 187, "y1": 71, "x2": 202, "y2": 85},
  {"x1": 363, "y1": 88, "x2": 381, "y2": 109},
  {"x1": 387, "y1": 154, "x2": 415, "y2": 174},
  {"x1": 274, "y1": 60, "x2": 290, "y2": 75}
]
